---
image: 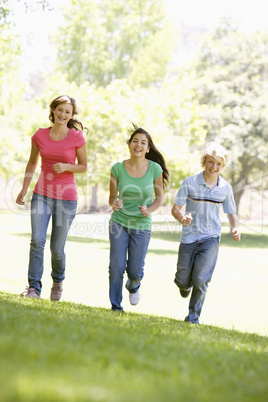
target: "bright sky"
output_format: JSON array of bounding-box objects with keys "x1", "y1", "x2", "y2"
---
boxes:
[
  {"x1": 167, "y1": 0, "x2": 268, "y2": 30},
  {"x1": 11, "y1": 0, "x2": 268, "y2": 75}
]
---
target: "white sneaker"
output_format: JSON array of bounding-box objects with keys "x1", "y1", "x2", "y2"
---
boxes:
[{"x1": 129, "y1": 289, "x2": 141, "y2": 305}]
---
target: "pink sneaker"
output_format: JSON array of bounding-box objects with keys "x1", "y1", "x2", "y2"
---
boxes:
[
  {"x1": 50, "y1": 281, "x2": 63, "y2": 301},
  {"x1": 20, "y1": 287, "x2": 40, "y2": 299}
]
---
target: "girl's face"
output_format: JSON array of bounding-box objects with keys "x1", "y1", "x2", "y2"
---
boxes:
[
  {"x1": 53, "y1": 102, "x2": 74, "y2": 126},
  {"x1": 204, "y1": 155, "x2": 224, "y2": 178},
  {"x1": 128, "y1": 133, "x2": 150, "y2": 157}
]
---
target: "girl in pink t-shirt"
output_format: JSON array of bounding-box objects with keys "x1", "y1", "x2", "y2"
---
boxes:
[{"x1": 16, "y1": 95, "x2": 87, "y2": 301}]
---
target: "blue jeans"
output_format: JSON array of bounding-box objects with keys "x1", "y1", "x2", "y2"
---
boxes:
[
  {"x1": 109, "y1": 222, "x2": 151, "y2": 311},
  {"x1": 28, "y1": 193, "x2": 77, "y2": 295},
  {"x1": 174, "y1": 237, "x2": 220, "y2": 324}
]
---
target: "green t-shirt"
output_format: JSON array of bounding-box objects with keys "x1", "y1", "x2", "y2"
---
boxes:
[{"x1": 110, "y1": 160, "x2": 163, "y2": 230}]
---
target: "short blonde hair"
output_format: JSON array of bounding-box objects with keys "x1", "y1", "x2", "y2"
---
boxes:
[{"x1": 200, "y1": 142, "x2": 230, "y2": 168}]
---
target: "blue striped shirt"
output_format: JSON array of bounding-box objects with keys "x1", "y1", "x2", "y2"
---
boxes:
[{"x1": 174, "y1": 172, "x2": 236, "y2": 243}]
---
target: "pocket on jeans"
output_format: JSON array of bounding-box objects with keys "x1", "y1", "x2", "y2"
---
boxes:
[
  {"x1": 210, "y1": 236, "x2": 220, "y2": 244},
  {"x1": 61, "y1": 200, "x2": 77, "y2": 217}
]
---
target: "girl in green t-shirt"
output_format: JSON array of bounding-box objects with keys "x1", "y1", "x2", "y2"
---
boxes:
[{"x1": 108, "y1": 124, "x2": 169, "y2": 311}]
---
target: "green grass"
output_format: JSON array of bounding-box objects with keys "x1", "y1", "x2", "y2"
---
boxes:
[
  {"x1": 0, "y1": 292, "x2": 267, "y2": 402},
  {"x1": 1, "y1": 213, "x2": 268, "y2": 336},
  {"x1": 151, "y1": 231, "x2": 268, "y2": 249}
]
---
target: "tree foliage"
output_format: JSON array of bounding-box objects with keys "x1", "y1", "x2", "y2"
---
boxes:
[
  {"x1": 189, "y1": 19, "x2": 268, "y2": 210},
  {"x1": 55, "y1": 0, "x2": 177, "y2": 87},
  {"x1": 0, "y1": 1, "x2": 21, "y2": 80},
  {"x1": 1, "y1": 5, "x2": 267, "y2": 214}
]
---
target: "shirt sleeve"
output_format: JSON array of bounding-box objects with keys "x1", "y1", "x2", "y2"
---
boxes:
[
  {"x1": 75, "y1": 130, "x2": 86, "y2": 149},
  {"x1": 31, "y1": 128, "x2": 42, "y2": 147},
  {"x1": 153, "y1": 162, "x2": 163, "y2": 181},
  {"x1": 174, "y1": 178, "x2": 189, "y2": 206},
  {"x1": 222, "y1": 186, "x2": 237, "y2": 214},
  {"x1": 111, "y1": 163, "x2": 120, "y2": 180}
]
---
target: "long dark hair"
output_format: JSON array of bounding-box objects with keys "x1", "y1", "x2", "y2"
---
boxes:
[
  {"x1": 127, "y1": 124, "x2": 169, "y2": 188},
  {"x1": 49, "y1": 95, "x2": 88, "y2": 133}
]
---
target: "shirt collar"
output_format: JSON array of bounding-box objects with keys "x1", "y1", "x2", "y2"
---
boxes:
[{"x1": 198, "y1": 171, "x2": 223, "y2": 187}]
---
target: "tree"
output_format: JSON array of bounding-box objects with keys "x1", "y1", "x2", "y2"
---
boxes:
[
  {"x1": 0, "y1": 1, "x2": 21, "y2": 81},
  {"x1": 77, "y1": 76, "x2": 207, "y2": 210},
  {"x1": 52, "y1": 0, "x2": 179, "y2": 210},
  {"x1": 30, "y1": 73, "x2": 206, "y2": 212},
  {"x1": 0, "y1": 0, "x2": 23, "y2": 181},
  {"x1": 0, "y1": 0, "x2": 212, "y2": 213},
  {"x1": 0, "y1": 0, "x2": 56, "y2": 178},
  {"x1": 189, "y1": 19, "x2": 268, "y2": 213},
  {"x1": 55, "y1": 0, "x2": 177, "y2": 87}
]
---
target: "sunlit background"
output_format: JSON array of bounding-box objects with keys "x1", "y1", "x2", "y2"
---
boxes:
[{"x1": 1, "y1": 0, "x2": 267, "y2": 335}]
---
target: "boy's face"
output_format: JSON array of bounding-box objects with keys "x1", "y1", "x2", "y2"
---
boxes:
[{"x1": 204, "y1": 155, "x2": 224, "y2": 179}]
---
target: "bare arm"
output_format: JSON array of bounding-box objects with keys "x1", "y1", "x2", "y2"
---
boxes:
[
  {"x1": 171, "y1": 203, "x2": 193, "y2": 226},
  {"x1": 16, "y1": 142, "x2": 40, "y2": 205},
  {"x1": 138, "y1": 174, "x2": 164, "y2": 217},
  {"x1": 53, "y1": 144, "x2": 87, "y2": 174},
  {"x1": 227, "y1": 213, "x2": 241, "y2": 241}
]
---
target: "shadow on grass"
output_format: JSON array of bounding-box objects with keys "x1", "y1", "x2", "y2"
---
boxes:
[
  {"x1": 147, "y1": 248, "x2": 178, "y2": 255},
  {"x1": 151, "y1": 231, "x2": 268, "y2": 249},
  {"x1": 15, "y1": 233, "x2": 110, "y2": 245},
  {"x1": 14, "y1": 231, "x2": 268, "y2": 249},
  {"x1": 220, "y1": 233, "x2": 268, "y2": 248},
  {"x1": 14, "y1": 233, "x2": 177, "y2": 255}
]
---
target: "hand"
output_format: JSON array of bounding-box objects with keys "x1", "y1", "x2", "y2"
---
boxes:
[
  {"x1": 232, "y1": 228, "x2": 241, "y2": 242},
  {"x1": 16, "y1": 190, "x2": 26, "y2": 205},
  {"x1": 53, "y1": 162, "x2": 66, "y2": 174},
  {"x1": 138, "y1": 205, "x2": 150, "y2": 217},
  {"x1": 180, "y1": 213, "x2": 193, "y2": 226},
  {"x1": 112, "y1": 199, "x2": 123, "y2": 212}
]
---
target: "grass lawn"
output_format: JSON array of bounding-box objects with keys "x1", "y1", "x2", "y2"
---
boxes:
[
  {"x1": 0, "y1": 292, "x2": 267, "y2": 402},
  {"x1": 0, "y1": 212, "x2": 268, "y2": 401},
  {"x1": 1, "y1": 212, "x2": 267, "y2": 336}
]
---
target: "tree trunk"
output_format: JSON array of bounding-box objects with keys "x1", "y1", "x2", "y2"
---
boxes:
[
  {"x1": 233, "y1": 189, "x2": 244, "y2": 217},
  {"x1": 228, "y1": 179, "x2": 245, "y2": 233},
  {"x1": 90, "y1": 183, "x2": 98, "y2": 212},
  {"x1": 231, "y1": 163, "x2": 250, "y2": 217}
]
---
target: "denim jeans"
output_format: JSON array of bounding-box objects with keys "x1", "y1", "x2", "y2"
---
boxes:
[
  {"x1": 174, "y1": 237, "x2": 220, "y2": 324},
  {"x1": 109, "y1": 222, "x2": 151, "y2": 310},
  {"x1": 28, "y1": 193, "x2": 77, "y2": 295}
]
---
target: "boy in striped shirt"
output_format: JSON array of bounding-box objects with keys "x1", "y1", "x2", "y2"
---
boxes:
[{"x1": 172, "y1": 142, "x2": 240, "y2": 324}]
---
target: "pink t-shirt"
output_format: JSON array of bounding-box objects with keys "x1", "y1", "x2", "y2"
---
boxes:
[{"x1": 32, "y1": 127, "x2": 86, "y2": 201}]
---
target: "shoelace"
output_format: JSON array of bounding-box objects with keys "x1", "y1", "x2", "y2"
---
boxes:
[
  {"x1": 52, "y1": 283, "x2": 63, "y2": 291},
  {"x1": 20, "y1": 286, "x2": 36, "y2": 297}
]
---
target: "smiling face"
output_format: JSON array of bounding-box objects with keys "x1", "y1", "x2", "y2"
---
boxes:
[
  {"x1": 203, "y1": 154, "x2": 224, "y2": 180},
  {"x1": 128, "y1": 133, "x2": 150, "y2": 157},
  {"x1": 52, "y1": 102, "x2": 74, "y2": 126}
]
